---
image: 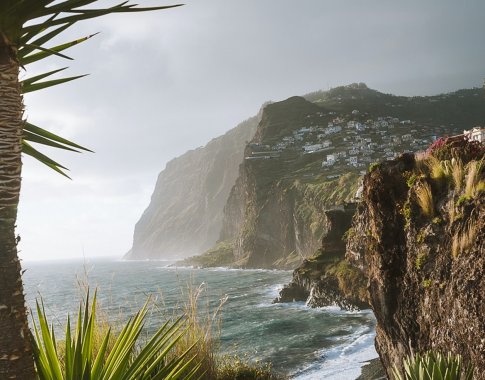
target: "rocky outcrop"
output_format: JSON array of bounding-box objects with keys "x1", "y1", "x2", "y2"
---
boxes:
[
  {"x1": 274, "y1": 204, "x2": 369, "y2": 309},
  {"x1": 125, "y1": 115, "x2": 260, "y2": 259},
  {"x1": 220, "y1": 96, "x2": 360, "y2": 268},
  {"x1": 347, "y1": 151, "x2": 485, "y2": 378}
]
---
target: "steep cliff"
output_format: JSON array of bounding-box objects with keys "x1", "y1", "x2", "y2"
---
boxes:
[
  {"x1": 347, "y1": 139, "x2": 485, "y2": 378},
  {"x1": 125, "y1": 115, "x2": 260, "y2": 259},
  {"x1": 217, "y1": 87, "x2": 483, "y2": 269},
  {"x1": 130, "y1": 84, "x2": 485, "y2": 263},
  {"x1": 274, "y1": 204, "x2": 368, "y2": 309}
]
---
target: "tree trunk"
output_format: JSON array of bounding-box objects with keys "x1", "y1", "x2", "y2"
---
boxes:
[{"x1": 0, "y1": 38, "x2": 36, "y2": 379}]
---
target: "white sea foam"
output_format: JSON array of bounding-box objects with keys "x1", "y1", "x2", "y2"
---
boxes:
[{"x1": 290, "y1": 328, "x2": 378, "y2": 380}]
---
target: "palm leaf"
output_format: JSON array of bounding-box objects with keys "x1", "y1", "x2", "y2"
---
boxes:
[
  {"x1": 6, "y1": 1, "x2": 182, "y2": 177},
  {"x1": 22, "y1": 141, "x2": 71, "y2": 179},
  {"x1": 22, "y1": 74, "x2": 87, "y2": 93},
  {"x1": 24, "y1": 122, "x2": 93, "y2": 152}
]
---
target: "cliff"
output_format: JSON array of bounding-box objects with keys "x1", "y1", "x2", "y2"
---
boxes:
[
  {"x1": 347, "y1": 138, "x2": 485, "y2": 378},
  {"x1": 274, "y1": 204, "x2": 368, "y2": 309},
  {"x1": 130, "y1": 84, "x2": 484, "y2": 263},
  {"x1": 125, "y1": 115, "x2": 260, "y2": 259},
  {"x1": 217, "y1": 87, "x2": 483, "y2": 269}
]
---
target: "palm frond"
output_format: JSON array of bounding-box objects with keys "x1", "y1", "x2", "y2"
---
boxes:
[{"x1": 2, "y1": 0, "x2": 182, "y2": 177}]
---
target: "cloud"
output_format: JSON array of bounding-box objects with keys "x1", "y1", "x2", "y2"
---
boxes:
[{"x1": 17, "y1": 0, "x2": 485, "y2": 261}]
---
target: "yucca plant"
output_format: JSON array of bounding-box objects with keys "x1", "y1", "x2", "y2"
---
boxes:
[
  {"x1": 392, "y1": 351, "x2": 473, "y2": 380},
  {"x1": 0, "y1": 2, "x2": 180, "y2": 377},
  {"x1": 31, "y1": 290, "x2": 202, "y2": 380}
]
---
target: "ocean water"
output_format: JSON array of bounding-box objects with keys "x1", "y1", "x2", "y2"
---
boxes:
[{"x1": 22, "y1": 259, "x2": 378, "y2": 379}]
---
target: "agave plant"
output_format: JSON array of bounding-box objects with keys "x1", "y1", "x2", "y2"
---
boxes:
[
  {"x1": 31, "y1": 290, "x2": 202, "y2": 380},
  {"x1": 0, "y1": 2, "x2": 180, "y2": 377},
  {"x1": 392, "y1": 351, "x2": 473, "y2": 380}
]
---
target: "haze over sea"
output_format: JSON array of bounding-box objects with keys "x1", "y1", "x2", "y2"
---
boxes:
[{"x1": 23, "y1": 258, "x2": 377, "y2": 379}]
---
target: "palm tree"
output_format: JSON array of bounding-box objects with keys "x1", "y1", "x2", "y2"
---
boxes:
[{"x1": 0, "y1": 2, "x2": 180, "y2": 378}]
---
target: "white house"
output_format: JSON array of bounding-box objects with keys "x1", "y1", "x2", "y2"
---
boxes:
[
  {"x1": 298, "y1": 127, "x2": 312, "y2": 134},
  {"x1": 349, "y1": 156, "x2": 358, "y2": 166},
  {"x1": 304, "y1": 144, "x2": 323, "y2": 153},
  {"x1": 464, "y1": 126, "x2": 485, "y2": 143},
  {"x1": 402, "y1": 134, "x2": 412, "y2": 141}
]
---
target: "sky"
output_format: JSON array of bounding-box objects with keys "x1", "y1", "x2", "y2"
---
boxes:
[{"x1": 18, "y1": 0, "x2": 485, "y2": 261}]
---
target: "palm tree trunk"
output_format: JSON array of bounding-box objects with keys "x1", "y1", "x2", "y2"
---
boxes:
[{"x1": 0, "y1": 39, "x2": 36, "y2": 379}]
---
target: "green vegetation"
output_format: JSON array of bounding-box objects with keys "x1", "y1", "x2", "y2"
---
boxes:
[
  {"x1": 216, "y1": 355, "x2": 283, "y2": 380},
  {"x1": 32, "y1": 290, "x2": 201, "y2": 380},
  {"x1": 406, "y1": 173, "x2": 419, "y2": 189},
  {"x1": 326, "y1": 260, "x2": 367, "y2": 303},
  {"x1": 178, "y1": 242, "x2": 235, "y2": 268},
  {"x1": 368, "y1": 162, "x2": 379, "y2": 173},
  {"x1": 32, "y1": 287, "x2": 284, "y2": 380},
  {"x1": 342, "y1": 227, "x2": 355, "y2": 242},
  {"x1": 422, "y1": 279, "x2": 433, "y2": 288},
  {"x1": 294, "y1": 172, "x2": 359, "y2": 237},
  {"x1": 415, "y1": 251, "x2": 428, "y2": 270},
  {"x1": 392, "y1": 351, "x2": 473, "y2": 380},
  {"x1": 0, "y1": 2, "x2": 181, "y2": 376}
]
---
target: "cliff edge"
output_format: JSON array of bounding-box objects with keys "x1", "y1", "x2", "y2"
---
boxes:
[{"x1": 347, "y1": 138, "x2": 485, "y2": 378}]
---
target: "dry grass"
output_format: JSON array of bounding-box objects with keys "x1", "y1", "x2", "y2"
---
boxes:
[
  {"x1": 452, "y1": 221, "x2": 479, "y2": 258},
  {"x1": 447, "y1": 199, "x2": 457, "y2": 224},
  {"x1": 426, "y1": 156, "x2": 447, "y2": 183},
  {"x1": 451, "y1": 158, "x2": 464, "y2": 193},
  {"x1": 416, "y1": 182, "x2": 434, "y2": 218},
  {"x1": 464, "y1": 159, "x2": 484, "y2": 198},
  {"x1": 170, "y1": 282, "x2": 227, "y2": 379}
]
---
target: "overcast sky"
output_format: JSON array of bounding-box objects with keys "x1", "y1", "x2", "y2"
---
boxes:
[{"x1": 18, "y1": 0, "x2": 485, "y2": 261}]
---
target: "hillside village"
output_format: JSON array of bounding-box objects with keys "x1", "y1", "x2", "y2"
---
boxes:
[{"x1": 245, "y1": 109, "x2": 465, "y2": 178}]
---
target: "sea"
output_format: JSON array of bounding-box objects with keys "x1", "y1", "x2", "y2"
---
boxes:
[{"x1": 22, "y1": 258, "x2": 378, "y2": 379}]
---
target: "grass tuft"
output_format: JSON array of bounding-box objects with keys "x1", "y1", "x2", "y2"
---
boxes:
[{"x1": 416, "y1": 182, "x2": 434, "y2": 218}]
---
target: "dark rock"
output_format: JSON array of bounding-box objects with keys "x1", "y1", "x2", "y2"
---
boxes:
[
  {"x1": 275, "y1": 205, "x2": 369, "y2": 310},
  {"x1": 347, "y1": 154, "x2": 485, "y2": 379}
]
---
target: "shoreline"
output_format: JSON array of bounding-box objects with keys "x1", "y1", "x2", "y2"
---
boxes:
[{"x1": 356, "y1": 358, "x2": 387, "y2": 380}]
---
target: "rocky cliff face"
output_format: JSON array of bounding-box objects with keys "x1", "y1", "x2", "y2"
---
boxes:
[
  {"x1": 274, "y1": 204, "x2": 368, "y2": 309},
  {"x1": 218, "y1": 87, "x2": 484, "y2": 269},
  {"x1": 347, "y1": 148, "x2": 485, "y2": 378},
  {"x1": 125, "y1": 115, "x2": 259, "y2": 259},
  {"x1": 219, "y1": 96, "x2": 360, "y2": 268}
]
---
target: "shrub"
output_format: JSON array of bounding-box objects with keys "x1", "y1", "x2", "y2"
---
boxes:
[
  {"x1": 426, "y1": 135, "x2": 485, "y2": 163},
  {"x1": 216, "y1": 354, "x2": 283, "y2": 380},
  {"x1": 31, "y1": 290, "x2": 201, "y2": 380},
  {"x1": 392, "y1": 351, "x2": 473, "y2": 380}
]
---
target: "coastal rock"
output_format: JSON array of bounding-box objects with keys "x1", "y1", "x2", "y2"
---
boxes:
[
  {"x1": 348, "y1": 153, "x2": 485, "y2": 378},
  {"x1": 274, "y1": 205, "x2": 369, "y2": 310}
]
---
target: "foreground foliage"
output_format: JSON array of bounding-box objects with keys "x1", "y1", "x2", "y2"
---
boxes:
[
  {"x1": 31, "y1": 290, "x2": 201, "y2": 380},
  {"x1": 393, "y1": 352, "x2": 473, "y2": 380}
]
